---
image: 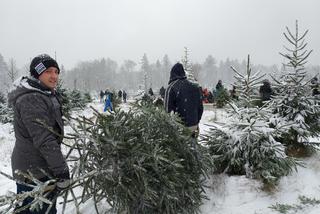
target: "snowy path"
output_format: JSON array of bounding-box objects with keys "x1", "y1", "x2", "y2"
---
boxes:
[{"x1": 1, "y1": 102, "x2": 320, "y2": 213}]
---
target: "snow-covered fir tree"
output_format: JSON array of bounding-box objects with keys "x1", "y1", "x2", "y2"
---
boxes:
[
  {"x1": 0, "y1": 92, "x2": 13, "y2": 124},
  {"x1": 141, "y1": 53, "x2": 150, "y2": 95},
  {"x1": 230, "y1": 56, "x2": 264, "y2": 108},
  {"x1": 181, "y1": 47, "x2": 197, "y2": 83},
  {"x1": 161, "y1": 54, "x2": 171, "y2": 86},
  {"x1": 215, "y1": 88, "x2": 230, "y2": 108},
  {"x1": 0, "y1": 92, "x2": 5, "y2": 104},
  {"x1": 83, "y1": 92, "x2": 92, "y2": 104},
  {"x1": 272, "y1": 20, "x2": 320, "y2": 151},
  {"x1": 7, "y1": 58, "x2": 19, "y2": 84},
  {"x1": 202, "y1": 55, "x2": 298, "y2": 185},
  {"x1": 69, "y1": 89, "x2": 86, "y2": 109},
  {"x1": 0, "y1": 54, "x2": 9, "y2": 92},
  {"x1": 56, "y1": 80, "x2": 72, "y2": 118}
]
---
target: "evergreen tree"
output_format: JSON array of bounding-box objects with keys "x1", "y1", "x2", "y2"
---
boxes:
[
  {"x1": 0, "y1": 54, "x2": 9, "y2": 92},
  {"x1": 0, "y1": 92, "x2": 13, "y2": 124},
  {"x1": 69, "y1": 89, "x2": 86, "y2": 110},
  {"x1": 272, "y1": 20, "x2": 320, "y2": 153},
  {"x1": 64, "y1": 103, "x2": 212, "y2": 213},
  {"x1": 181, "y1": 47, "x2": 197, "y2": 83},
  {"x1": 0, "y1": 103, "x2": 13, "y2": 124},
  {"x1": 7, "y1": 58, "x2": 19, "y2": 83},
  {"x1": 201, "y1": 55, "x2": 217, "y2": 86},
  {"x1": 202, "y1": 55, "x2": 298, "y2": 185},
  {"x1": 214, "y1": 79, "x2": 230, "y2": 108},
  {"x1": 120, "y1": 59, "x2": 138, "y2": 90},
  {"x1": 231, "y1": 56, "x2": 264, "y2": 108},
  {"x1": 215, "y1": 88, "x2": 230, "y2": 108},
  {"x1": 0, "y1": 92, "x2": 5, "y2": 104},
  {"x1": 152, "y1": 59, "x2": 162, "y2": 89},
  {"x1": 161, "y1": 54, "x2": 171, "y2": 86},
  {"x1": 83, "y1": 92, "x2": 92, "y2": 104},
  {"x1": 141, "y1": 53, "x2": 151, "y2": 95},
  {"x1": 56, "y1": 80, "x2": 72, "y2": 118}
]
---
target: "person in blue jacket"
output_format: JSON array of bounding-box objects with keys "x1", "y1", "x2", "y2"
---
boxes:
[{"x1": 104, "y1": 91, "x2": 113, "y2": 112}]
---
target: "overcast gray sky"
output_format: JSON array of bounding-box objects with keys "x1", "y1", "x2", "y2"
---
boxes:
[{"x1": 0, "y1": 0, "x2": 319, "y2": 69}]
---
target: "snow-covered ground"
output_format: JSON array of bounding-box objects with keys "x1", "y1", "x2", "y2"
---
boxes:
[{"x1": 1, "y1": 101, "x2": 320, "y2": 214}]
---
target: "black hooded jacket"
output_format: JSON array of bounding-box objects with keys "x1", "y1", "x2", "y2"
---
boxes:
[
  {"x1": 164, "y1": 63, "x2": 203, "y2": 127},
  {"x1": 259, "y1": 81, "x2": 273, "y2": 101}
]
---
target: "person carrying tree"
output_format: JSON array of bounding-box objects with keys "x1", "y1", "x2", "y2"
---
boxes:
[{"x1": 8, "y1": 54, "x2": 70, "y2": 214}]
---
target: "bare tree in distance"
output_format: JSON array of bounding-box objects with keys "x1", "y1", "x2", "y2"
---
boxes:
[{"x1": 7, "y1": 58, "x2": 19, "y2": 84}]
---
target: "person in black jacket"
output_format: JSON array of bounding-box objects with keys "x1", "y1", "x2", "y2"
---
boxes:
[
  {"x1": 311, "y1": 77, "x2": 320, "y2": 96},
  {"x1": 122, "y1": 90, "x2": 127, "y2": 103},
  {"x1": 164, "y1": 63, "x2": 203, "y2": 136},
  {"x1": 118, "y1": 90, "x2": 123, "y2": 100},
  {"x1": 148, "y1": 88, "x2": 154, "y2": 96},
  {"x1": 259, "y1": 79, "x2": 273, "y2": 101},
  {"x1": 8, "y1": 54, "x2": 70, "y2": 214},
  {"x1": 99, "y1": 90, "x2": 105, "y2": 103},
  {"x1": 216, "y1": 80, "x2": 224, "y2": 92},
  {"x1": 159, "y1": 86, "x2": 166, "y2": 99}
]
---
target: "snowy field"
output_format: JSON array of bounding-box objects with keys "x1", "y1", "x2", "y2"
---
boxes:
[{"x1": 1, "y1": 100, "x2": 320, "y2": 214}]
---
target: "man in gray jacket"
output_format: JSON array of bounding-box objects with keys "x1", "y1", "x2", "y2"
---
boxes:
[{"x1": 8, "y1": 54, "x2": 70, "y2": 214}]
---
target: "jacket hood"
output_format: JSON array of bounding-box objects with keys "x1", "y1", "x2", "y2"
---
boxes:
[
  {"x1": 8, "y1": 76, "x2": 53, "y2": 107},
  {"x1": 169, "y1": 63, "x2": 186, "y2": 84}
]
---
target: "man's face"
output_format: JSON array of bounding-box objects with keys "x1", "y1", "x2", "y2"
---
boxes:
[{"x1": 38, "y1": 67, "x2": 59, "y2": 90}]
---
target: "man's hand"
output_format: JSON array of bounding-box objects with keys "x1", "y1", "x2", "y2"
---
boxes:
[{"x1": 56, "y1": 179, "x2": 71, "y2": 191}]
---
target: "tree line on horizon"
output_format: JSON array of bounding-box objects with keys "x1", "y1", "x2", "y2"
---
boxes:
[{"x1": 0, "y1": 52, "x2": 319, "y2": 95}]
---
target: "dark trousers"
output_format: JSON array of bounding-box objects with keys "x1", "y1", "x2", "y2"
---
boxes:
[{"x1": 15, "y1": 178, "x2": 57, "y2": 214}]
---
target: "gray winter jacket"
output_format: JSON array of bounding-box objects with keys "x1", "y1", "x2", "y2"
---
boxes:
[{"x1": 8, "y1": 76, "x2": 69, "y2": 181}]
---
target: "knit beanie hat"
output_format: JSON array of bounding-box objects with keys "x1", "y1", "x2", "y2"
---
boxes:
[{"x1": 30, "y1": 54, "x2": 60, "y2": 79}]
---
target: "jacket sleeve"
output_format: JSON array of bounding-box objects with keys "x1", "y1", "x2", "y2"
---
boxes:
[
  {"x1": 164, "y1": 85, "x2": 176, "y2": 113},
  {"x1": 17, "y1": 93, "x2": 69, "y2": 179},
  {"x1": 198, "y1": 88, "x2": 204, "y2": 122}
]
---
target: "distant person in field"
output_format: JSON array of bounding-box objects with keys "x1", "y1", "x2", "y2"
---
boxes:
[
  {"x1": 164, "y1": 63, "x2": 203, "y2": 137},
  {"x1": 159, "y1": 86, "x2": 166, "y2": 99},
  {"x1": 118, "y1": 90, "x2": 123, "y2": 100},
  {"x1": 122, "y1": 90, "x2": 127, "y2": 103},
  {"x1": 148, "y1": 87, "x2": 154, "y2": 97},
  {"x1": 207, "y1": 91, "x2": 214, "y2": 103},
  {"x1": 99, "y1": 90, "x2": 105, "y2": 103},
  {"x1": 104, "y1": 90, "x2": 113, "y2": 112},
  {"x1": 259, "y1": 79, "x2": 273, "y2": 101},
  {"x1": 202, "y1": 88, "x2": 209, "y2": 103},
  {"x1": 216, "y1": 80, "x2": 224, "y2": 92},
  {"x1": 230, "y1": 85, "x2": 238, "y2": 100},
  {"x1": 311, "y1": 77, "x2": 320, "y2": 96}
]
